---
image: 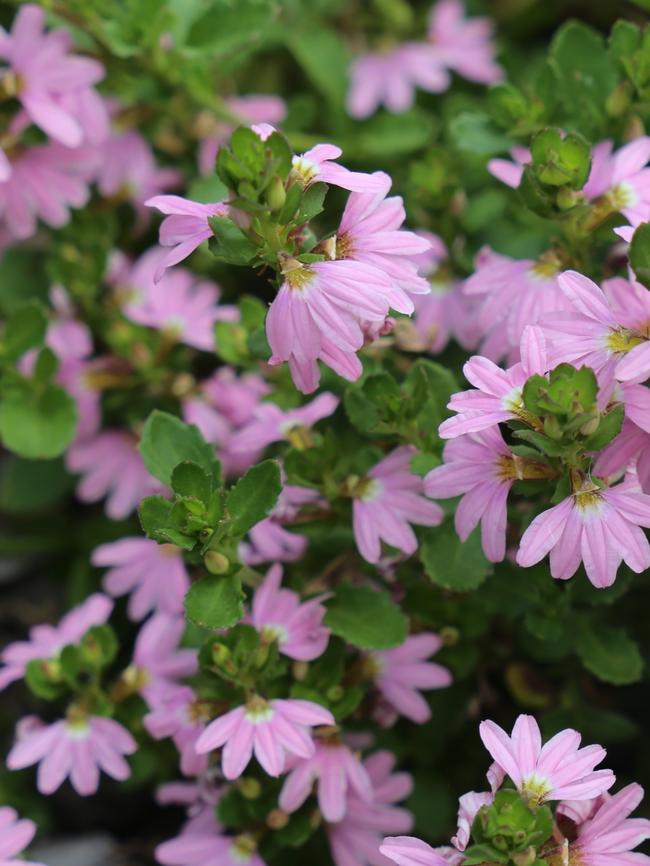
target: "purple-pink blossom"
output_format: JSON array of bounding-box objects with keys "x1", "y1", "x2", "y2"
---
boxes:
[
  {"x1": 464, "y1": 247, "x2": 571, "y2": 365},
  {"x1": 583, "y1": 137, "x2": 650, "y2": 227},
  {"x1": 333, "y1": 173, "x2": 432, "y2": 297},
  {"x1": 451, "y1": 791, "x2": 493, "y2": 851},
  {"x1": 232, "y1": 392, "x2": 339, "y2": 453},
  {"x1": 7, "y1": 714, "x2": 136, "y2": 795},
  {"x1": 145, "y1": 194, "x2": 229, "y2": 281},
  {"x1": 157, "y1": 821, "x2": 266, "y2": 866},
  {"x1": 247, "y1": 564, "x2": 329, "y2": 661},
  {"x1": 291, "y1": 144, "x2": 389, "y2": 193},
  {"x1": 543, "y1": 271, "x2": 650, "y2": 384},
  {"x1": 439, "y1": 325, "x2": 548, "y2": 440},
  {"x1": 280, "y1": 740, "x2": 372, "y2": 822},
  {"x1": 130, "y1": 614, "x2": 198, "y2": 706},
  {"x1": 368, "y1": 633, "x2": 452, "y2": 725},
  {"x1": 379, "y1": 837, "x2": 450, "y2": 866},
  {"x1": 479, "y1": 713, "x2": 615, "y2": 805},
  {"x1": 347, "y1": 45, "x2": 449, "y2": 120},
  {"x1": 487, "y1": 146, "x2": 530, "y2": 189},
  {"x1": 194, "y1": 696, "x2": 334, "y2": 779},
  {"x1": 91, "y1": 538, "x2": 189, "y2": 621},
  {"x1": 0, "y1": 806, "x2": 44, "y2": 866},
  {"x1": 144, "y1": 686, "x2": 209, "y2": 777},
  {"x1": 352, "y1": 446, "x2": 443, "y2": 563},
  {"x1": 553, "y1": 783, "x2": 650, "y2": 866},
  {"x1": 424, "y1": 427, "x2": 522, "y2": 562},
  {"x1": 120, "y1": 248, "x2": 238, "y2": 351},
  {"x1": 427, "y1": 0, "x2": 503, "y2": 85},
  {"x1": 0, "y1": 5, "x2": 108, "y2": 148},
  {"x1": 516, "y1": 475, "x2": 650, "y2": 588},
  {"x1": 240, "y1": 483, "x2": 323, "y2": 565},
  {"x1": 66, "y1": 430, "x2": 161, "y2": 519},
  {"x1": 0, "y1": 593, "x2": 112, "y2": 691},
  {"x1": 266, "y1": 257, "x2": 412, "y2": 394},
  {"x1": 328, "y1": 751, "x2": 414, "y2": 866}
]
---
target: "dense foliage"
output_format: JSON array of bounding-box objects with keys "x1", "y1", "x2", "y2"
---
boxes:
[{"x1": 1, "y1": 1, "x2": 650, "y2": 865}]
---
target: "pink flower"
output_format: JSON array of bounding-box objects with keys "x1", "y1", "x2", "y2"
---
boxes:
[
  {"x1": 266, "y1": 257, "x2": 413, "y2": 393},
  {"x1": 554, "y1": 783, "x2": 650, "y2": 866},
  {"x1": 595, "y1": 419, "x2": 650, "y2": 492},
  {"x1": 479, "y1": 714, "x2": 615, "y2": 805},
  {"x1": 333, "y1": 173, "x2": 431, "y2": 297},
  {"x1": 66, "y1": 431, "x2": 161, "y2": 520},
  {"x1": 7, "y1": 714, "x2": 136, "y2": 795},
  {"x1": 439, "y1": 325, "x2": 548, "y2": 439},
  {"x1": 0, "y1": 593, "x2": 112, "y2": 690},
  {"x1": 464, "y1": 248, "x2": 571, "y2": 365},
  {"x1": 487, "y1": 146, "x2": 531, "y2": 189},
  {"x1": 424, "y1": 427, "x2": 521, "y2": 562},
  {"x1": 583, "y1": 138, "x2": 650, "y2": 228},
  {"x1": 543, "y1": 271, "x2": 650, "y2": 384},
  {"x1": 516, "y1": 475, "x2": 650, "y2": 588},
  {"x1": 0, "y1": 806, "x2": 44, "y2": 866},
  {"x1": 194, "y1": 696, "x2": 334, "y2": 779},
  {"x1": 0, "y1": 5, "x2": 108, "y2": 147},
  {"x1": 328, "y1": 751, "x2": 414, "y2": 866},
  {"x1": 198, "y1": 94, "x2": 286, "y2": 175},
  {"x1": 369, "y1": 633, "x2": 452, "y2": 725},
  {"x1": 96, "y1": 127, "x2": 181, "y2": 218},
  {"x1": 291, "y1": 144, "x2": 389, "y2": 193},
  {"x1": 182, "y1": 369, "x2": 268, "y2": 476},
  {"x1": 240, "y1": 482, "x2": 323, "y2": 565},
  {"x1": 379, "y1": 837, "x2": 449, "y2": 866},
  {"x1": 280, "y1": 741, "x2": 372, "y2": 822},
  {"x1": 232, "y1": 392, "x2": 339, "y2": 453},
  {"x1": 44, "y1": 285, "x2": 93, "y2": 360},
  {"x1": 427, "y1": 0, "x2": 503, "y2": 85},
  {"x1": 130, "y1": 614, "x2": 198, "y2": 706},
  {"x1": 248, "y1": 563, "x2": 329, "y2": 661},
  {"x1": 451, "y1": 791, "x2": 493, "y2": 851},
  {"x1": 91, "y1": 538, "x2": 190, "y2": 621},
  {"x1": 145, "y1": 194, "x2": 229, "y2": 281},
  {"x1": 352, "y1": 446, "x2": 443, "y2": 563},
  {"x1": 0, "y1": 142, "x2": 94, "y2": 240},
  {"x1": 120, "y1": 248, "x2": 238, "y2": 351},
  {"x1": 157, "y1": 824, "x2": 266, "y2": 866},
  {"x1": 144, "y1": 686, "x2": 209, "y2": 777},
  {"x1": 347, "y1": 45, "x2": 449, "y2": 120}
]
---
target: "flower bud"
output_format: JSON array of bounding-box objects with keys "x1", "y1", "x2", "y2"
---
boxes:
[
  {"x1": 204, "y1": 550, "x2": 229, "y2": 574},
  {"x1": 266, "y1": 176, "x2": 286, "y2": 212},
  {"x1": 266, "y1": 808, "x2": 289, "y2": 829},
  {"x1": 238, "y1": 777, "x2": 262, "y2": 800},
  {"x1": 512, "y1": 846, "x2": 537, "y2": 866}
]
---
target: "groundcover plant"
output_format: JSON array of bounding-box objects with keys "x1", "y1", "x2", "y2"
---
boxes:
[{"x1": 1, "y1": 0, "x2": 650, "y2": 864}]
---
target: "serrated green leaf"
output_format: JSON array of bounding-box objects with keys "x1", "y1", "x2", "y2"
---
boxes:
[
  {"x1": 184, "y1": 573, "x2": 244, "y2": 629},
  {"x1": 139, "y1": 410, "x2": 216, "y2": 487},
  {"x1": 420, "y1": 522, "x2": 490, "y2": 591},
  {"x1": 324, "y1": 584, "x2": 407, "y2": 650}
]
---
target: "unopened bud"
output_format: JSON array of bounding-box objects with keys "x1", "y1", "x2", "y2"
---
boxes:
[
  {"x1": 556, "y1": 186, "x2": 580, "y2": 211},
  {"x1": 512, "y1": 846, "x2": 537, "y2": 866},
  {"x1": 326, "y1": 685, "x2": 344, "y2": 702},
  {"x1": 204, "y1": 551, "x2": 229, "y2": 575},
  {"x1": 579, "y1": 410, "x2": 600, "y2": 436},
  {"x1": 292, "y1": 661, "x2": 309, "y2": 681},
  {"x1": 266, "y1": 176, "x2": 286, "y2": 212},
  {"x1": 266, "y1": 808, "x2": 289, "y2": 829},
  {"x1": 211, "y1": 642, "x2": 231, "y2": 666},
  {"x1": 440, "y1": 626, "x2": 459, "y2": 646},
  {"x1": 237, "y1": 777, "x2": 262, "y2": 800}
]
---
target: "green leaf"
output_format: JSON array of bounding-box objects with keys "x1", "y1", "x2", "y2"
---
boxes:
[
  {"x1": 171, "y1": 461, "x2": 216, "y2": 505},
  {"x1": 629, "y1": 222, "x2": 650, "y2": 289},
  {"x1": 139, "y1": 410, "x2": 216, "y2": 486},
  {"x1": 0, "y1": 378, "x2": 77, "y2": 460},
  {"x1": 0, "y1": 300, "x2": 47, "y2": 362},
  {"x1": 225, "y1": 459, "x2": 281, "y2": 536},
  {"x1": 355, "y1": 109, "x2": 435, "y2": 157},
  {"x1": 295, "y1": 182, "x2": 328, "y2": 223},
  {"x1": 583, "y1": 404, "x2": 624, "y2": 451},
  {"x1": 286, "y1": 27, "x2": 348, "y2": 105},
  {"x1": 208, "y1": 215, "x2": 258, "y2": 265},
  {"x1": 549, "y1": 21, "x2": 619, "y2": 135},
  {"x1": 25, "y1": 659, "x2": 66, "y2": 700},
  {"x1": 184, "y1": 573, "x2": 244, "y2": 629},
  {"x1": 138, "y1": 495, "x2": 198, "y2": 550},
  {"x1": 448, "y1": 112, "x2": 513, "y2": 156},
  {"x1": 420, "y1": 522, "x2": 490, "y2": 591},
  {"x1": 0, "y1": 455, "x2": 71, "y2": 513},
  {"x1": 344, "y1": 372, "x2": 402, "y2": 436},
  {"x1": 324, "y1": 584, "x2": 407, "y2": 650},
  {"x1": 575, "y1": 623, "x2": 643, "y2": 685},
  {"x1": 187, "y1": 174, "x2": 228, "y2": 203}
]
